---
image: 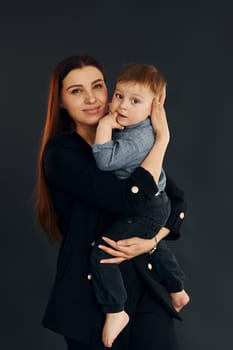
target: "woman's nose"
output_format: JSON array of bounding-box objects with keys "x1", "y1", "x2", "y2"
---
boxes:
[{"x1": 84, "y1": 91, "x2": 96, "y2": 104}]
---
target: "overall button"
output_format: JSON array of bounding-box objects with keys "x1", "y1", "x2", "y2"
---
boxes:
[
  {"x1": 179, "y1": 212, "x2": 185, "y2": 219},
  {"x1": 87, "y1": 274, "x2": 92, "y2": 280},
  {"x1": 131, "y1": 186, "x2": 139, "y2": 194},
  {"x1": 147, "y1": 263, "x2": 153, "y2": 270}
]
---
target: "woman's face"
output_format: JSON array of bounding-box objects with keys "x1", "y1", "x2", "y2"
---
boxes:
[{"x1": 60, "y1": 66, "x2": 108, "y2": 129}]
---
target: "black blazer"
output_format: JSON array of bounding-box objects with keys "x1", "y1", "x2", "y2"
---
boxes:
[{"x1": 42, "y1": 132, "x2": 187, "y2": 342}]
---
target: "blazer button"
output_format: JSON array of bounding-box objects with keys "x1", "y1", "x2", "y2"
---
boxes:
[
  {"x1": 91, "y1": 241, "x2": 95, "y2": 246},
  {"x1": 179, "y1": 212, "x2": 185, "y2": 219},
  {"x1": 87, "y1": 274, "x2": 92, "y2": 280},
  {"x1": 131, "y1": 186, "x2": 139, "y2": 194},
  {"x1": 147, "y1": 263, "x2": 153, "y2": 270}
]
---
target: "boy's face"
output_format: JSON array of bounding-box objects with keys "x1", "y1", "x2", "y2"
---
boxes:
[{"x1": 111, "y1": 82, "x2": 155, "y2": 127}]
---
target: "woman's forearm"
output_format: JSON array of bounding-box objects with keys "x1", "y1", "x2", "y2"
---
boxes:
[
  {"x1": 140, "y1": 136, "x2": 168, "y2": 184},
  {"x1": 141, "y1": 93, "x2": 170, "y2": 184}
]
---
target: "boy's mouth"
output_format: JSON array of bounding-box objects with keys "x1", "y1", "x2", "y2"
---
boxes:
[{"x1": 117, "y1": 112, "x2": 127, "y2": 119}]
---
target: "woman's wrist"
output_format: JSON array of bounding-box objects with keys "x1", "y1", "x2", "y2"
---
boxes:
[
  {"x1": 148, "y1": 236, "x2": 159, "y2": 255},
  {"x1": 156, "y1": 227, "x2": 170, "y2": 241},
  {"x1": 153, "y1": 135, "x2": 169, "y2": 149},
  {"x1": 148, "y1": 227, "x2": 170, "y2": 255}
]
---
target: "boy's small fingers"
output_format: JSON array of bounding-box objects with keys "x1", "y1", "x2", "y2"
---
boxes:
[{"x1": 109, "y1": 103, "x2": 116, "y2": 114}]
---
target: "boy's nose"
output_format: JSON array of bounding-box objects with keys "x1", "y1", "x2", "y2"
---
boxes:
[{"x1": 119, "y1": 100, "x2": 128, "y2": 110}]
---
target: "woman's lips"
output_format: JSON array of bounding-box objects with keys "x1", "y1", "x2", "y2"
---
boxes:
[{"x1": 83, "y1": 106, "x2": 101, "y2": 115}]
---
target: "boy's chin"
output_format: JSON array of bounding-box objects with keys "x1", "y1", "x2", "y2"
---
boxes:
[{"x1": 116, "y1": 115, "x2": 127, "y2": 124}]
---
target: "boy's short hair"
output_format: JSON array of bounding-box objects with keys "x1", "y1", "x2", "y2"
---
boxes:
[{"x1": 117, "y1": 63, "x2": 166, "y2": 95}]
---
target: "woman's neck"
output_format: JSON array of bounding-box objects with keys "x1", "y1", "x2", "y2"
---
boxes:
[{"x1": 75, "y1": 124, "x2": 97, "y2": 146}]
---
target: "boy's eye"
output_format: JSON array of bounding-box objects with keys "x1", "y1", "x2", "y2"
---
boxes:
[
  {"x1": 115, "y1": 93, "x2": 123, "y2": 99},
  {"x1": 131, "y1": 98, "x2": 140, "y2": 104}
]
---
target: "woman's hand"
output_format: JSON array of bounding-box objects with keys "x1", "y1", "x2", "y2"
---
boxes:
[
  {"x1": 140, "y1": 87, "x2": 169, "y2": 183},
  {"x1": 98, "y1": 236, "x2": 156, "y2": 264},
  {"x1": 98, "y1": 227, "x2": 170, "y2": 264},
  {"x1": 150, "y1": 87, "x2": 170, "y2": 144}
]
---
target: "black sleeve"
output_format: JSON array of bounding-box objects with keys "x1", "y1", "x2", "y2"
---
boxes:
[
  {"x1": 43, "y1": 141, "x2": 158, "y2": 217},
  {"x1": 164, "y1": 174, "x2": 187, "y2": 240}
]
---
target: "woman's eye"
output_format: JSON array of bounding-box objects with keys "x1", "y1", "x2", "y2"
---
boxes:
[
  {"x1": 94, "y1": 84, "x2": 103, "y2": 89},
  {"x1": 71, "y1": 88, "x2": 81, "y2": 94},
  {"x1": 115, "y1": 93, "x2": 123, "y2": 99},
  {"x1": 131, "y1": 98, "x2": 140, "y2": 104}
]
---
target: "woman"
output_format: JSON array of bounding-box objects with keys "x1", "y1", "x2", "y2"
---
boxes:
[{"x1": 36, "y1": 54, "x2": 186, "y2": 350}]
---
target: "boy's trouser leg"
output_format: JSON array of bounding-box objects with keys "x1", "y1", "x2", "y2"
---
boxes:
[
  {"x1": 91, "y1": 239, "x2": 127, "y2": 313},
  {"x1": 151, "y1": 240, "x2": 185, "y2": 292},
  {"x1": 91, "y1": 217, "x2": 156, "y2": 313}
]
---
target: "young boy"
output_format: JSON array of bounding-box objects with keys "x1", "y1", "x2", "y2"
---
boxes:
[{"x1": 91, "y1": 63, "x2": 189, "y2": 348}]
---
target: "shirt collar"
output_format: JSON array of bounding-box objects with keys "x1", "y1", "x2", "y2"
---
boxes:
[{"x1": 125, "y1": 117, "x2": 151, "y2": 129}]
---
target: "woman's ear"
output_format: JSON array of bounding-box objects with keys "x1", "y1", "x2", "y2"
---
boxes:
[{"x1": 59, "y1": 96, "x2": 64, "y2": 108}]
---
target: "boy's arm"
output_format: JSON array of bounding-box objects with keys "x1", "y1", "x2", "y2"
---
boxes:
[
  {"x1": 93, "y1": 137, "x2": 142, "y2": 172},
  {"x1": 93, "y1": 113, "x2": 145, "y2": 172},
  {"x1": 93, "y1": 111, "x2": 127, "y2": 171}
]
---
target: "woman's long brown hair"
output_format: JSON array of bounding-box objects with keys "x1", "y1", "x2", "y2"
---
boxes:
[{"x1": 35, "y1": 55, "x2": 106, "y2": 243}]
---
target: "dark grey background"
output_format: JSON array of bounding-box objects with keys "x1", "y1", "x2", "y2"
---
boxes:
[{"x1": 1, "y1": 1, "x2": 232, "y2": 349}]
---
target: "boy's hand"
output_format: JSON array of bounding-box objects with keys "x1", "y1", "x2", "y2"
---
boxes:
[
  {"x1": 95, "y1": 110, "x2": 124, "y2": 145},
  {"x1": 99, "y1": 111, "x2": 124, "y2": 130}
]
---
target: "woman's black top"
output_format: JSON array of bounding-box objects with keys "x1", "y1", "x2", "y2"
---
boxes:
[{"x1": 42, "y1": 132, "x2": 187, "y2": 343}]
